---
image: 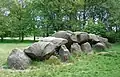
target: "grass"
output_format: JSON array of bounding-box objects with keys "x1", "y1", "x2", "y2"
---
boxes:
[
  {"x1": 0, "y1": 39, "x2": 36, "y2": 43},
  {"x1": 0, "y1": 42, "x2": 120, "y2": 77}
]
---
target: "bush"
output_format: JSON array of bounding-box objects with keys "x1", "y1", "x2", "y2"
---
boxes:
[
  {"x1": 105, "y1": 31, "x2": 120, "y2": 43},
  {"x1": 83, "y1": 19, "x2": 106, "y2": 37}
]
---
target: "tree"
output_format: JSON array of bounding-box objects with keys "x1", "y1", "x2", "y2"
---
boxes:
[
  {"x1": 9, "y1": 0, "x2": 32, "y2": 41},
  {"x1": 82, "y1": 0, "x2": 108, "y2": 28},
  {"x1": 0, "y1": 0, "x2": 10, "y2": 41},
  {"x1": 31, "y1": 0, "x2": 84, "y2": 34}
]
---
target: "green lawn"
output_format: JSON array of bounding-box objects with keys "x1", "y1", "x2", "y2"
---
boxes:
[{"x1": 0, "y1": 43, "x2": 120, "y2": 77}]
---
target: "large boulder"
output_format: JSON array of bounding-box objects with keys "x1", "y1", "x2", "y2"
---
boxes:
[
  {"x1": 59, "y1": 45, "x2": 71, "y2": 62},
  {"x1": 98, "y1": 36, "x2": 108, "y2": 43},
  {"x1": 71, "y1": 32, "x2": 89, "y2": 44},
  {"x1": 24, "y1": 42, "x2": 55, "y2": 61},
  {"x1": 40, "y1": 37, "x2": 68, "y2": 48},
  {"x1": 52, "y1": 31, "x2": 75, "y2": 50},
  {"x1": 81, "y1": 42, "x2": 92, "y2": 53},
  {"x1": 94, "y1": 43, "x2": 106, "y2": 51},
  {"x1": 7, "y1": 48, "x2": 31, "y2": 70},
  {"x1": 89, "y1": 34, "x2": 100, "y2": 43},
  {"x1": 104, "y1": 42, "x2": 112, "y2": 48},
  {"x1": 45, "y1": 55, "x2": 61, "y2": 65},
  {"x1": 70, "y1": 43, "x2": 82, "y2": 54},
  {"x1": 97, "y1": 36, "x2": 111, "y2": 48}
]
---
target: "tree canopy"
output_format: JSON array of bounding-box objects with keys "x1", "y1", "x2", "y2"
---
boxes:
[{"x1": 0, "y1": 0, "x2": 120, "y2": 42}]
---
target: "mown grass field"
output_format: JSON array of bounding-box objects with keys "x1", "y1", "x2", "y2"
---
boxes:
[{"x1": 0, "y1": 42, "x2": 120, "y2": 77}]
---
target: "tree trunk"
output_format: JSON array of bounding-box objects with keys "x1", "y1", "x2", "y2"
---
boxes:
[
  {"x1": 83, "y1": 0, "x2": 86, "y2": 29},
  {"x1": 46, "y1": 25, "x2": 49, "y2": 37},
  {"x1": 19, "y1": 32, "x2": 21, "y2": 41},
  {"x1": 21, "y1": 32, "x2": 24, "y2": 42},
  {"x1": 1, "y1": 35, "x2": 3, "y2": 42},
  {"x1": 34, "y1": 32, "x2": 36, "y2": 42}
]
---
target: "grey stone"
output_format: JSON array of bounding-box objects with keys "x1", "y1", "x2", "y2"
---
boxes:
[
  {"x1": 97, "y1": 36, "x2": 111, "y2": 48},
  {"x1": 40, "y1": 37, "x2": 68, "y2": 48},
  {"x1": 49, "y1": 55, "x2": 59, "y2": 60},
  {"x1": 89, "y1": 34, "x2": 100, "y2": 42},
  {"x1": 7, "y1": 48, "x2": 31, "y2": 70},
  {"x1": 98, "y1": 36, "x2": 108, "y2": 43},
  {"x1": 71, "y1": 32, "x2": 89, "y2": 44},
  {"x1": 59, "y1": 45, "x2": 71, "y2": 62},
  {"x1": 24, "y1": 42, "x2": 55, "y2": 61},
  {"x1": 94, "y1": 43, "x2": 106, "y2": 51},
  {"x1": 52, "y1": 31, "x2": 75, "y2": 50},
  {"x1": 81, "y1": 42, "x2": 92, "y2": 53},
  {"x1": 71, "y1": 43, "x2": 82, "y2": 54},
  {"x1": 104, "y1": 42, "x2": 112, "y2": 48}
]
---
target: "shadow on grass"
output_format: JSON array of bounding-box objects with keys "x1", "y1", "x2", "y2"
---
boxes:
[
  {"x1": 1, "y1": 62, "x2": 9, "y2": 69},
  {"x1": 0, "y1": 39, "x2": 38, "y2": 43}
]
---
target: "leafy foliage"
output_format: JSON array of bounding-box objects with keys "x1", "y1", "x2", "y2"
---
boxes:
[
  {"x1": 105, "y1": 31, "x2": 120, "y2": 43},
  {"x1": 0, "y1": 0, "x2": 120, "y2": 42},
  {"x1": 83, "y1": 19, "x2": 106, "y2": 36}
]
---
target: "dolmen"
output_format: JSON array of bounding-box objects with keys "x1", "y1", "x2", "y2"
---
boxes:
[{"x1": 7, "y1": 30, "x2": 111, "y2": 70}]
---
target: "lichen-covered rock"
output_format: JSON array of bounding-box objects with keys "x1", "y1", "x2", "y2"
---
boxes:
[
  {"x1": 71, "y1": 32, "x2": 89, "y2": 44},
  {"x1": 98, "y1": 36, "x2": 108, "y2": 43},
  {"x1": 71, "y1": 43, "x2": 82, "y2": 54},
  {"x1": 97, "y1": 36, "x2": 111, "y2": 48},
  {"x1": 59, "y1": 45, "x2": 71, "y2": 62},
  {"x1": 94, "y1": 43, "x2": 106, "y2": 51},
  {"x1": 7, "y1": 48, "x2": 31, "y2": 70},
  {"x1": 52, "y1": 31, "x2": 75, "y2": 50},
  {"x1": 40, "y1": 37, "x2": 68, "y2": 48},
  {"x1": 89, "y1": 34, "x2": 100, "y2": 43},
  {"x1": 104, "y1": 42, "x2": 112, "y2": 48},
  {"x1": 45, "y1": 55, "x2": 61, "y2": 65},
  {"x1": 81, "y1": 42, "x2": 92, "y2": 53},
  {"x1": 24, "y1": 42, "x2": 55, "y2": 61}
]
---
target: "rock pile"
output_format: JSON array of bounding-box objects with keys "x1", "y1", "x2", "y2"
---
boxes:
[{"x1": 7, "y1": 31, "x2": 111, "y2": 70}]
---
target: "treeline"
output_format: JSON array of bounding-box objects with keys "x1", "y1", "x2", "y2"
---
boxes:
[{"x1": 0, "y1": 0, "x2": 120, "y2": 42}]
